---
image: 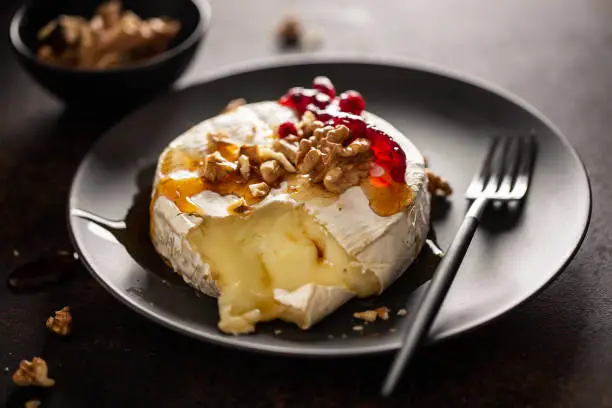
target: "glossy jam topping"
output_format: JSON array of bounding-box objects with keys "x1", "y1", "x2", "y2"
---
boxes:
[
  {"x1": 338, "y1": 90, "x2": 365, "y2": 115},
  {"x1": 278, "y1": 77, "x2": 407, "y2": 184},
  {"x1": 277, "y1": 121, "x2": 298, "y2": 139},
  {"x1": 312, "y1": 76, "x2": 336, "y2": 98}
]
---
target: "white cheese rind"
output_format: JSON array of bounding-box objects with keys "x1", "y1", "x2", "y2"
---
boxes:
[{"x1": 150, "y1": 102, "x2": 430, "y2": 330}]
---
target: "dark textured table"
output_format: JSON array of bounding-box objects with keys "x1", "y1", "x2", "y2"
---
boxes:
[{"x1": 1, "y1": 0, "x2": 611, "y2": 407}]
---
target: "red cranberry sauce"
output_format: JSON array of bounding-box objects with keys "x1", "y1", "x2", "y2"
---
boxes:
[
  {"x1": 277, "y1": 121, "x2": 298, "y2": 139},
  {"x1": 278, "y1": 77, "x2": 406, "y2": 183}
]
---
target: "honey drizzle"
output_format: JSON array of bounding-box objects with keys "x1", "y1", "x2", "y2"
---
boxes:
[
  {"x1": 155, "y1": 145, "x2": 267, "y2": 215},
  {"x1": 155, "y1": 144, "x2": 414, "y2": 219},
  {"x1": 361, "y1": 177, "x2": 414, "y2": 217},
  {"x1": 285, "y1": 174, "x2": 337, "y2": 204},
  {"x1": 209, "y1": 138, "x2": 240, "y2": 162},
  {"x1": 285, "y1": 174, "x2": 414, "y2": 216}
]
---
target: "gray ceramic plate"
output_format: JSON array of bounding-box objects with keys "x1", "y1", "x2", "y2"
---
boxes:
[{"x1": 68, "y1": 57, "x2": 591, "y2": 357}]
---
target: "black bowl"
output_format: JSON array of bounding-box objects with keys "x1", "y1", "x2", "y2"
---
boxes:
[{"x1": 9, "y1": 0, "x2": 211, "y2": 107}]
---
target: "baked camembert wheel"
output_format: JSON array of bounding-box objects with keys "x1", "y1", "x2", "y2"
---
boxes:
[{"x1": 150, "y1": 77, "x2": 431, "y2": 334}]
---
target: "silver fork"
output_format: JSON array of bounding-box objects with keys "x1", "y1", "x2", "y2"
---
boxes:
[{"x1": 381, "y1": 135, "x2": 537, "y2": 397}]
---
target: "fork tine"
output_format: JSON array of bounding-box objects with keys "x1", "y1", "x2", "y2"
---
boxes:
[
  {"x1": 511, "y1": 135, "x2": 537, "y2": 198},
  {"x1": 466, "y1": 136, "x2": 500, "y2": 197},
  {"x1": 498, "y1": 136, "x2": 521, "y2": 195},
  {"x1": 483, "y1": 136, "x2": 510, "y2": 194}
]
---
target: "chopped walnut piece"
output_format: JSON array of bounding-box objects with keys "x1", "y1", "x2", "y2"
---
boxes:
[
  {"x1": 340, "y1": 139, "x2": 371, "y2": 157},
  {"x1": 259, "y1": 148, "x2": 296, "y2": 172},
  {"x1": 375, "y1": 307, "x2": 390, "y2": 320},
  {"x1": 260, "y1": 160, "x2": 283, "y2": 184},
  {"x1": 46, "y1": 306, "x2": 72, "y2": 336},
  {"x1": 12, "y1": 358, "x2": 55, "y2": 388},
  {"x1": 227, "y1": 198, "x2": 250, "y2": 214},
  {"x1": 353, "y1": 307, "x2": 390, "y2": 322},
  {"x1": 312, "y1": 125, "x2": 335, "y2": 141},
  {"x1": 274, "y1": 139, "x2": 299, "y2": 164},
  {"x1": 201, "y1": 151, "x2": 237, "y2": 182},
  {"x1": 353, "y1": 310, "x2": 378, "y2": 322},
  {"x1": 25, "y1": 400, "x2": 41, "y2": 408},
  {"x1": 325, "y1": 125, "x2": 351, "y2": 144},
  {"x1": 222, "y1": 98, "x2": 246, "y2": 113},
  {"x1": 323, "y1": 167, "x2": 344, "y2": 193},
  {"x1": 249, "y1": 182, "x2": 271, "y2": 198},
  {"x1": 206, "y1": 132, "x2": 233, "y2": 153},
  {"x1": 397, "y1": 308, "x2": 408, "y2": 317},
  {"x1": 324, "y1": 163, "x2": 367, "y2": 194},
  {"x1": 238, "y1": 155, "x2": 251, "y2": 180},
  {"x1": 298, "y1": 148, "x2": 322, "y2": 174},
  {"x1": 426, "y1": 168, "x2": 453, "y2": 196},
  {"x1": 239, "y1": 145, "x2": 261, "y2": 165},
  {"x1": 320, "y1": 139, "x2": 342, "y2": 164},
  {"x1": 296, "y1": 139, "x2": 314, "y2": 164},
  {"x1": 298, "y1": 111, "x2": 324, "y2": 138}
]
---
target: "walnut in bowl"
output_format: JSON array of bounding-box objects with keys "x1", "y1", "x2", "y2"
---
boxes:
[{"x1": 9, "y1": 0, "x2": 211, "y2": 107}]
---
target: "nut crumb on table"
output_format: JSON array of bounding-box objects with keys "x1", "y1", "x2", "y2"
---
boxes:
[
  {"x1": 25, "y1": 400, "x2": 41, "y2": 408},
  {"x1": 276, "y1": 15, "x2": 301, "y2": 47},
  {"x1": 396, "y1": 308, "x2": 408, "y2": 317},
  {"x1": 46, "y1": 306, "x2": 72, "y2": 336},
  {"x1": 12, "y1": 357, "x2": 55, "y2": 387}
]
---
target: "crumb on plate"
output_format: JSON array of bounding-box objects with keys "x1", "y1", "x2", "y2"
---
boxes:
[{"x1": 353, "y1": 307, "x2": 390, "y2": 322}]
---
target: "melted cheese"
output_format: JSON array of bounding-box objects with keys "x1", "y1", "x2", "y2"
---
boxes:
[{"x1": 188, "y1": 202, "x2": 379, "y2": 333}]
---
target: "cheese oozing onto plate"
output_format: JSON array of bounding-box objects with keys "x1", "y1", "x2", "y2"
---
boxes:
[{"x1": 150, "y1": 101, "x2": 430, "y2": 334}]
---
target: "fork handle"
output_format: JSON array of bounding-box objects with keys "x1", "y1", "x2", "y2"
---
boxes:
[{"x1": 381, "y1": 196, "x2": 489, "y2": 397}]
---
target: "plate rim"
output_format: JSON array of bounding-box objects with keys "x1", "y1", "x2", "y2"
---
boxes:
[{"x1": 67, "y1": 54, "x2": 593, "y2": 357}]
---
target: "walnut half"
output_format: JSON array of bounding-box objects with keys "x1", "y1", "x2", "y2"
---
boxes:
[
  {"x1": 46, "y1": 306, "x2": 72, "y2": 336},
  {"x1": 12, "y1": 358, "x2": 55, "y2": 387}
]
